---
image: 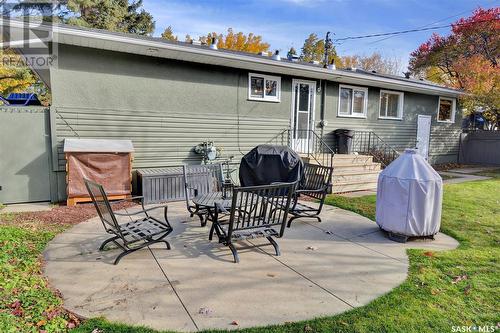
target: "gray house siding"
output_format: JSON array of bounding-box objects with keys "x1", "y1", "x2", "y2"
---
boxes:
[
  {"x1": 49, "y1": 45, "x2": 324, "y2": 200},
  {"x1": 47, "y1": 44, "x2": 461, "y2": 201},
  {"x1": 321, "y1": 82, "x2": 462, "y2": 164}
]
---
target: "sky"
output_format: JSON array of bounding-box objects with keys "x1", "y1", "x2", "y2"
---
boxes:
[{"x1": 142, "y1": 0, "x2": 499, "y2": 69}]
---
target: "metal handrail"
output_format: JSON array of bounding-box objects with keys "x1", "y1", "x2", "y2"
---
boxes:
[
  {"x1": 352, "y1": 130, "x2": 400, "y2": 167},
  {"x1": 268, "y1": 129, "x2": 335, "y2": 167}
]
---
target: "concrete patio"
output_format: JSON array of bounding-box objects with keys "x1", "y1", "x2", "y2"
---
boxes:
[{"x1": 43, "y1": 201, "x2": 458, "y2": 332}]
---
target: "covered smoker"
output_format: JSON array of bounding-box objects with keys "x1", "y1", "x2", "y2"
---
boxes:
[
  {"x1": 376, "y1": 149, "x2": 443, "y2": 242},
  {"x1": 64, "y1": 139, "x2": 134, "y2": 206},
  {"x1": 239, "y1": 145, "x2": 304, "y2": 186}
]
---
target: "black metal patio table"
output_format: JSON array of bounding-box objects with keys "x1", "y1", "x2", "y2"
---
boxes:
[{"x1": 191, "y1": 191, "x2": 233, "y2": 224}]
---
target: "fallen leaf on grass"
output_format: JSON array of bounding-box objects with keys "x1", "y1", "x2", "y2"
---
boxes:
[
  {"x1": 451, "y1": 274, "x2": 468, "y2": 284},
  {"x1": 11, "y1": 307, "x2": 23, "y2": 317},
  {"x1": 36, "y1": 320, "x2": 46, "y2": 327},
  {"x1": 66, "y1": 312, "x2": 80, "y2": 329},
  {"x1": 9, "y1": 300, "x2": 23, "y2": 317},
  {"x1": 304, "y1": 324, "x2": 313, "y2": 332},
  {"x1": 423, "y1": 251, "x2": 434, "y2": 257}
]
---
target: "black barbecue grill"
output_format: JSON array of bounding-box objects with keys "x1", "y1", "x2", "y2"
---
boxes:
[{"x1": 239, "y1": 144, "x2": 304, "y2": 187}]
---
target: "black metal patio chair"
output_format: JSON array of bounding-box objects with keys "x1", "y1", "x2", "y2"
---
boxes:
[
  {"x1": 183, "y1": 163, "x2": 232, "y2": 226},
  {"x1": 209, "y1": 182, "x2": 296, "y2": 263},
  {"x1": 84, "y1": 179, "x2": 173, "y2": 265},
  {"x1": 287, "y1": 163, "x2": 333, "y2": 227}
]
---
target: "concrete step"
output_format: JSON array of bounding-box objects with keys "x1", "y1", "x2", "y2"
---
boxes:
[
  {"x1": 332, "y1": 170, "x2": 380, "y2": 183},
  {"x1": 332, "y1": 154, "x2": 373, "y2": 164},
  {"x1": 332, "y1": 180, "x2": 378, "y2": 193},
  {"x1": 298, "y1": 152, "x2": 380, "y2": 193}
]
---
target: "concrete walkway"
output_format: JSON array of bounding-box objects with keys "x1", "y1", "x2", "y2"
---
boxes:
[
  {"x1": 1, "y1": 202, "x2": 52, "y2": 213},
  {"x1": 43, "y1": 201, "x2": 458, "y2": 332}
]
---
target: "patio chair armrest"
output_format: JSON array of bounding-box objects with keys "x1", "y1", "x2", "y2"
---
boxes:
[{"x1": 295, "y1": 187, "x2": 327, "y2": 194}]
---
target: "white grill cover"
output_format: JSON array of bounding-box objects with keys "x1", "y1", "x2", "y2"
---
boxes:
[{"x1": 376, "y1": 149, "x2": 443, "y2": 236}]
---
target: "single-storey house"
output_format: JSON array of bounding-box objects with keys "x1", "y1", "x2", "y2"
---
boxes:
[{"x1": 0, "y1": 20, "x2": 463, "y2": 203}]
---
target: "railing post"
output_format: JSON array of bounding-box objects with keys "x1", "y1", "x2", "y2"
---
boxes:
[{"x1": 368, "y1": 132, "x2": 372, "y2": 154}]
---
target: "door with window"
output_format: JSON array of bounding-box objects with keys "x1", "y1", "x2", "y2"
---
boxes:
[
  {"x1": 291, "y1": 80, "x2": 316, "y2": 153},
  {"x1": 416, "y1": 115, "x2": 432, "y2": 160}
]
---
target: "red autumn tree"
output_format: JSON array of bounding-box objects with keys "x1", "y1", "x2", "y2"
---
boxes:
[{"x1": 409, "y1": 7, "x2": 499, "y2": 128}]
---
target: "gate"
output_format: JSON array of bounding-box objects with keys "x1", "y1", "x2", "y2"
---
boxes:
[
  {"x1": 458, "y1": 131, "x2": 500, "y2": 165},
  {"x1": 0, "y1": 107, "x2": 52, "y2": 203}
]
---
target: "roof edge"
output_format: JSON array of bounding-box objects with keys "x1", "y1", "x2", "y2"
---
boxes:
[{"x1": 1, "y1": 18, "x2": 464, "y2": 97}]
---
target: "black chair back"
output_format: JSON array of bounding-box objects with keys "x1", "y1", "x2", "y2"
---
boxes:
[
  {"x1": 183, "y1": 163, "x2": 224, "y2": 202},
  {"x1": 84, "y1": 179, "x2": 122, "y2": 237},
  {"x1": 227, "y1": 182, "x2": 296, "y2": 239},
  {"x1": 301, "y1": 164, "x2": 333, "y2": 199}
]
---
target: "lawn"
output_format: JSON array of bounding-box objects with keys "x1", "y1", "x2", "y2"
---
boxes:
[{"x1": 1, "y1": 171, "x2": 499, "y2": 333}]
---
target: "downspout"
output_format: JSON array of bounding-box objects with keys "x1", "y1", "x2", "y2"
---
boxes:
[{"x1": 320, "y1": 79, "x2": 327, "y2": 139}]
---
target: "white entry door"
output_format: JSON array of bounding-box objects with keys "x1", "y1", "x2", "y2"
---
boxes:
[
  {"x1": 291, "y1": 80, "x2": 316, "y2": 153},
  {"x1": 416, "y1": 115, "x2": 432, "y2": 160}
]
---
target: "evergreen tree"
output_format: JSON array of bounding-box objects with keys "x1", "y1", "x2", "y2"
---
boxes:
[{"x1": 300, "y1": 33, "x2": 337, "y2": 64}]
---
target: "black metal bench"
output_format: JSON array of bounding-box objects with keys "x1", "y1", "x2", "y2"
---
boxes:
[
  {"x1": 84, "y1": 179, "x2": 173, "y2": 265},
  {"x1": 210, "y1": 182, "x2": 296, "y2": 263},
  {"x1": 287, "y1": 163, "x2": 333, "y2": 227}
]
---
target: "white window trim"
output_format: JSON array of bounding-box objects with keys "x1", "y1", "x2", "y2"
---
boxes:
[
  {"x1": 337, "y1": 84, "x2": 368, "y2": 118},
  {"x1": 437, "y1": 97, "x2": 456, "y2": 123},
  {"x1": 248, "y1": 73, "x2": 281, "y2": 102},
  {"x1": 379, "y1": 89, "x2": 404, "y2": 120}
]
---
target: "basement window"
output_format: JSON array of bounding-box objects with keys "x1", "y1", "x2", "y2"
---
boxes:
[
  {"x1": 248, "y1": 73, "x2": 281, "y2": 102},
  {"x1": 338, "y1": 84, "x2": 368, "y2": 118},
  {"x1": 379, "y1": 90, "x2": 404, "y2": 120},
  {"x1": 437, "y1": 97, "x2": 456, "y2": 123}
]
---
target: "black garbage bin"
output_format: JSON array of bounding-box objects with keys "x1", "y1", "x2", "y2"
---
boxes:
[{"x1": 334, "y1": 129, "x2": 354, "y2": 154}]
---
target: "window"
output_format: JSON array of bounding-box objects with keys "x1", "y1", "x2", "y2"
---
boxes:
[
  {"x1": 379, "y1": 90, "x2": 404, "y2": 120},
  {"x1": 248, "y1": 73, "x2": 281, "y2": 102},
  {"x1": 437, "y1": 97, "x2": 456, "y2": 123},
  {"x1": 338, "y1": 85, "x2": 368, "y2": 118}
]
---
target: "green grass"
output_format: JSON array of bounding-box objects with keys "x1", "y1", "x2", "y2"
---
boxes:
[
  {"x1": 2, "y1": 171, "x2": 499, "y2": 333},
  {"x1": 0, "y1": 218, "x2": 73, "y2": 332}
]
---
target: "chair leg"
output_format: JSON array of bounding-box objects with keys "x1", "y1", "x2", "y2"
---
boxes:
[
  {"x1": 163, "y1": 240, "x2": 171, "y2": 250},
  {"x1": 201, "y1": 214, "x2": 209, "y2": 227},
  {"x1": 209, "y1": 223, "x2": 215, "y2": 241},
  {"x1": 266, "y1": 236, "x2": 281, "y2": 256},
  {"x1": 227, "y1": 243, "x2": 239, "y2": 263},
  {"x1": 316, "y1": 216, "x2": 322, "y2": 223},
  {"x1": 99, "y1": 235, "x2": 120, "y2": 251},
  {"x1": 113, "y1": 248, "x2": 140, "y2": 265}
]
